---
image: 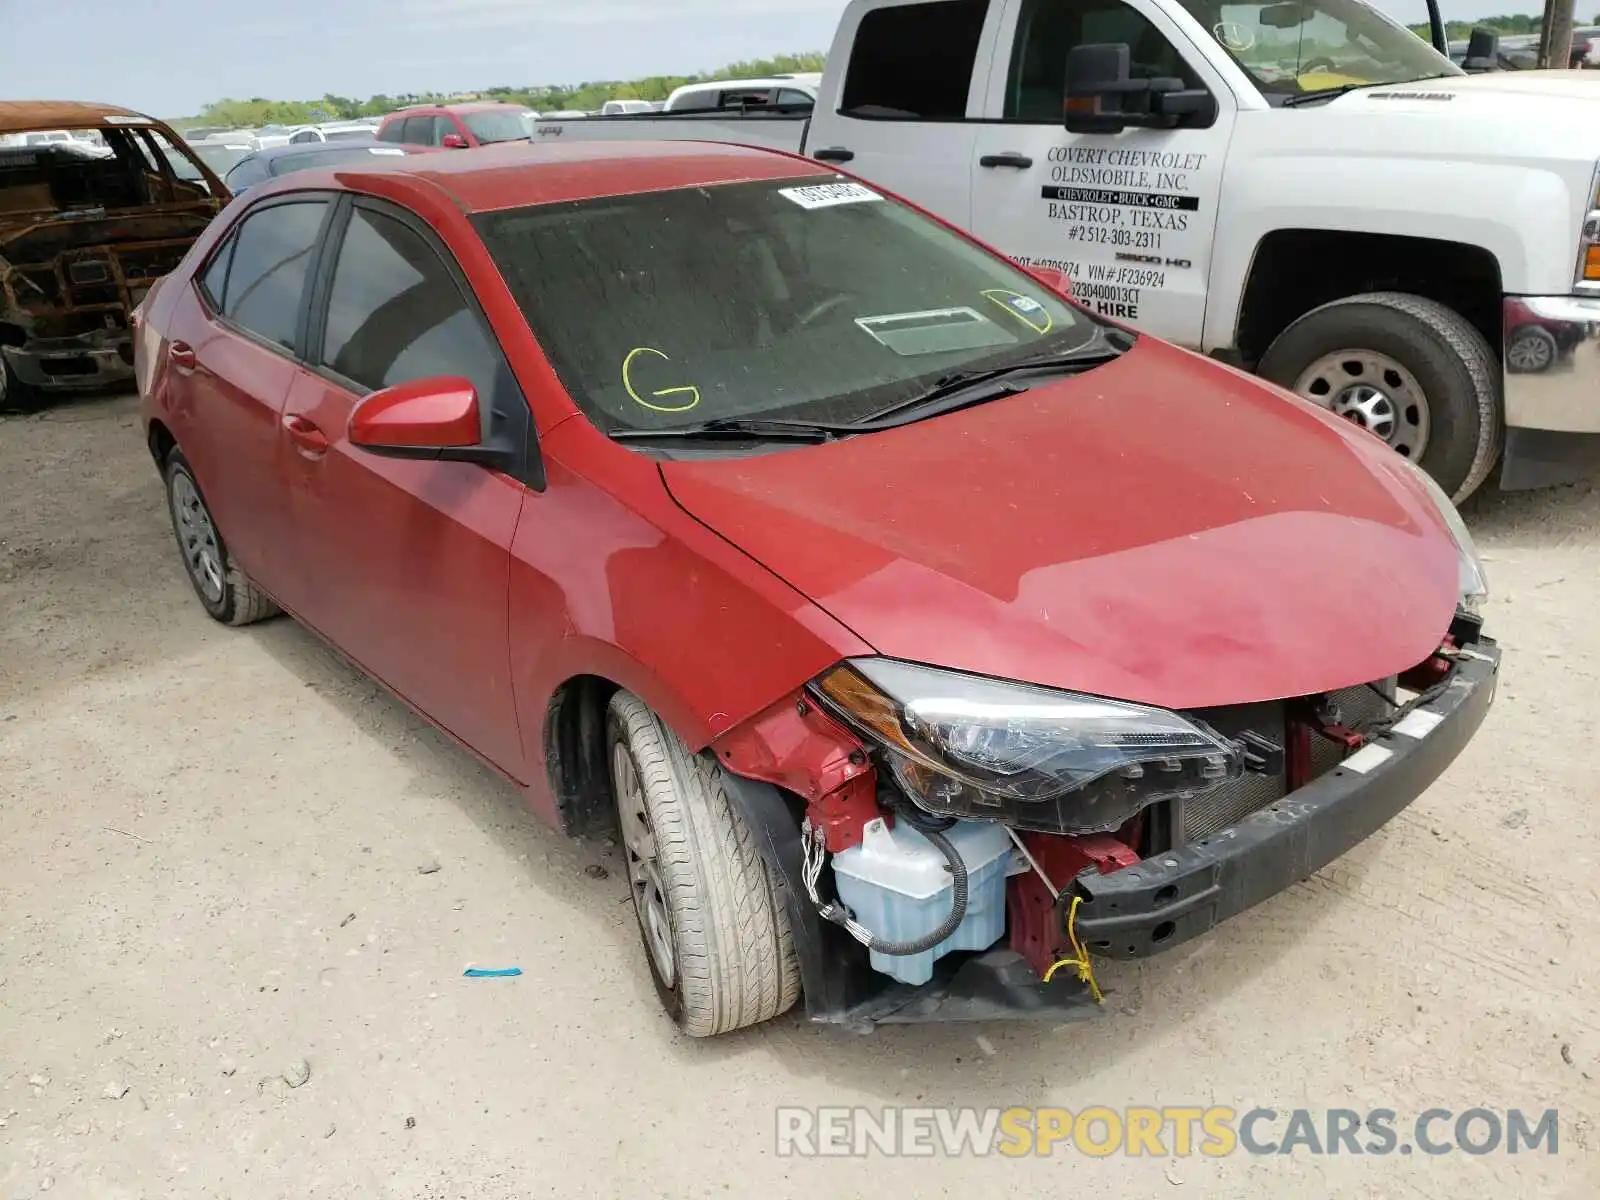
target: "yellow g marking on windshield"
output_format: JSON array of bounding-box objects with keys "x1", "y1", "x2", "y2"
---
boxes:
[
  {"x1": 622, "y1": 347, "x2": 701, "y2": 414},
  {"x1": 982, "y1": 289, "x2": 1054, "y2": 336}
]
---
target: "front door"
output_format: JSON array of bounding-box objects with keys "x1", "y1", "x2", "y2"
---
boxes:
[
  {"x1": 970, "y1": 0, "x2": 1235, "y2": 346},
  {"x1": 281, "y1": 198, "x2": 529, "y2": 776}
]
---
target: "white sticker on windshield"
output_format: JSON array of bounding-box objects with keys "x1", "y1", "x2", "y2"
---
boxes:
[
  {"x1": 368, "y1": 147, "x2": 407, "y2": 156},
  {"x1": 779, "y1": 181, "x2": 883, "y2": 210},
  {"x1": 102, "y1": 115, "x2": 153, "y2": 125}
]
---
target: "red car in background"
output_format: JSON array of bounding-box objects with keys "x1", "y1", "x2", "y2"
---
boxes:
[
  {"x1": 134, "y1": 141, "x2": 1499, "y2": 1038},
  {"x1": 375, "y1": 101, "x2": 533, "y2": 150}
]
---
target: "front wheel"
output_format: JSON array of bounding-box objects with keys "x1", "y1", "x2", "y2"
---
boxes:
[
  {"x1": 1257, "y1": 291, "x2": 1502, "y2": 503},
  {"x1": 606, "y1": 691, "x2": 801, "y2": 1037}
]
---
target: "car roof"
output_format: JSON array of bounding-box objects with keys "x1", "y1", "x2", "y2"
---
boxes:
[
  {"x1": 384, "y1": 101, "x2": 525, "y2": 118},
  {"x1": 0, "y1": 100, "x2": 161, "y2": 135},
  {"x1": 248, "y1": 139, "x2": 832, "y2": 214}
]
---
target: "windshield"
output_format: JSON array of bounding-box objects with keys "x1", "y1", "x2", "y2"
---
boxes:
[
  {"x1": 462, "y1": 109, "x2": 532, "y2": 144},
  {"x1": 475, "y1": 177, "x2": 1099, "y2": 435},
  {"x1": 1178, "y1": 0, "x2": 1461, "y2": 96}
]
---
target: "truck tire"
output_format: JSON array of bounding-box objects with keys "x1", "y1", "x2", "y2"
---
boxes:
[
  {"x1": 1256, "y1": 292, "x2": 1502, "y2": 503},
  {"x1": 607, "y1": 690, "x2": 801, "y2": 1037},
  {"x1": 163, "y1": 448, "x2": 280, "y2": 626}
]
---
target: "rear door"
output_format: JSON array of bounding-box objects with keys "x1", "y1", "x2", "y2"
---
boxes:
[
  {"x1": 804, "y1": 0, "x2": 1005, "y2": 229},
  {"x1": 968, "y1": 0, "x2": 1235, "y2": 346},
  {"x1": 280, "y1": 196, "x2": 529, "y2": 775},
  {"x1": 165, "y1": 196, "x2": 335, "y2": 596}
]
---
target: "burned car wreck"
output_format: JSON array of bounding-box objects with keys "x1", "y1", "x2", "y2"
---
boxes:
[{"x1": 0, "y1": 102, "x2": 226, "y2": 412}]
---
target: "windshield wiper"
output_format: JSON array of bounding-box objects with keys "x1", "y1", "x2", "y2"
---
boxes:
[
  {"x1": 607, "y1": 416, "x2": 855, "y2": 444},
  {"x1": 1279, "y1": 83, "x2": 1373, "y2": 107},
  {"x1": 861, "y1": 341, "x2": 1125, "y2": 425}
]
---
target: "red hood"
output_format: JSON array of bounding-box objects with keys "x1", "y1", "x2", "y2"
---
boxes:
[{"x1": 659, "y1": 338, "x2": 1461, "y2": 710}]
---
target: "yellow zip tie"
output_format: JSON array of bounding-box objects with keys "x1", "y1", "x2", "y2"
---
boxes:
[{"x1": 1042, "y1": 894, "x2": 1104, "y2": 1003}]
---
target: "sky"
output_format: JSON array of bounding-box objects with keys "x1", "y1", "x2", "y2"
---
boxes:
[{"x1": 0, "y1": 0, "x2": 1554, "y2": 118}]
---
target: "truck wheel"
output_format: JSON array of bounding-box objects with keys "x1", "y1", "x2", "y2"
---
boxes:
[
  {"x1": 1256, "y1": 292, "x2": 1502, "y2": 502},
  {"x1": 163, "y1": 448, "x2": 280, "y2": 626},
  {"x1": 607, "y1": 691, "x2": 801, "y2": 1037}
]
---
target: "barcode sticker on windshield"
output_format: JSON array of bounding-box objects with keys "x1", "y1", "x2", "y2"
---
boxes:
[{"x1": 778, "y1": 182, "x2": 883, "y2": 210}]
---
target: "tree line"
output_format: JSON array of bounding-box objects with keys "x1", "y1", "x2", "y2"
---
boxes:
[{"x1": 178, "y1": 52, "x2": 826, "y2": 129}]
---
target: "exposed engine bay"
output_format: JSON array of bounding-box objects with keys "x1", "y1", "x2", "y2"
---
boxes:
[
  {"x1": 712, "y1": 607, "x2": 1497, "y2": 1029},
  {"x1": 0, "y1": 112, "x2": 224, "y2": 411}
]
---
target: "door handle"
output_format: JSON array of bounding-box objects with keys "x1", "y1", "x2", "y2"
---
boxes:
[
  {"x1": 812, "y1": 146, "x2": 854, "y2": 163},
  {"x1": 283, "y1": 413, "x2": 331, "y2": 457},
  {"x1": 169, "y1": 341, "x2": 196, "y2": 371},
  {"x1": 979, "y1": 152, "x2": 1034, "y2": 169}
]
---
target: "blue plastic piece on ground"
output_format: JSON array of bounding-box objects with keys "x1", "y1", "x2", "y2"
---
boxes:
[{"x1": 463, "y1": 967, "x2": 522, "y2": 978}]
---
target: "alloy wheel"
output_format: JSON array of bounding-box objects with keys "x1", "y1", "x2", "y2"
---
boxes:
[{"x1": 612, "y1": 742, "x2": 676, "y2": 987}]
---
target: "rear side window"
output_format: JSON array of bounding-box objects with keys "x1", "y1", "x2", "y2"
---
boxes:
[
  {"x1": 223, "y1": 156, "x2": 269, "y2": 192},
  {"x1": 376, "y1": 119, "x2": 403, "y2": 144},
  {"x1": 842, "y1": 0, "x2": 990, "y2": 119},
  {"x1": 398, "y1": 116, "x2": 434, "y2": 144},
  {"x1": 318, "y1": 205, "x2": 504, "y2": 405},
  {"x1": 210, "y1": 200, "x2": 329, "y2": 350}
]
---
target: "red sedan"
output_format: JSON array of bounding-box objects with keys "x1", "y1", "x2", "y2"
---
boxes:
[{"x1": 135, "y1": 141, "x2": 1499, "y2": 1037}]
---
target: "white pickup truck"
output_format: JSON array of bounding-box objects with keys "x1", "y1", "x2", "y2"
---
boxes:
[{"x1": 531, "y1": 0, "x2": 1600, "y2": 501}]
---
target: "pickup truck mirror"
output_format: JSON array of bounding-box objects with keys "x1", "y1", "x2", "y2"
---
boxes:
[
  {"x1": 1064, "y1": 43, "x2": 1217, "y2": 134},
  {"x1": 1462, "y1": 27, "x2": 1500, "y2": 71}
]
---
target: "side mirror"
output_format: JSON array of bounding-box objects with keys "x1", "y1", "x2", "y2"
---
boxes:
[
  {"x1": 1064, "y1": 43, "x2": 1216, "y2": 134},
  {"x1": 1025, "y1": 264, "x2": 1073, "y2": 297},
  {"x1": 349, "y1": 376, "x2": 508, "y2": 467},
  {"x1": 440, "y1": 133, "x2": 469, "y2": 149},
  {"x1": 1462, "y1": 27, "x2": 1500, "y2": 71}
]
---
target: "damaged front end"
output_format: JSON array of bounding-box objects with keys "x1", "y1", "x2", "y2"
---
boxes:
[
  {"x1": 711, "y1": 611, "x2": 1499, "y2": 1033},
  {"x1": 0, "y1": 209, "x2": 214, "y2": 403}
]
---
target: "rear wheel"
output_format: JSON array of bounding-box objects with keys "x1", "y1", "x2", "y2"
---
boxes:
[
  {"x1": 1257, "y1": 291, "x2": 1502, "y2": 502},
  {"x1": 163, "y1": 449, "x2": 279, "y2": 626},
  {"x1": 606, "y1": 691, "x2": 800, "y2": 1037}
]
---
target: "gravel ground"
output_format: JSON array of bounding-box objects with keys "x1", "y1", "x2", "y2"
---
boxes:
[{"x1": 2, "y1": 393, "x2": 1597, "y2": 1198}]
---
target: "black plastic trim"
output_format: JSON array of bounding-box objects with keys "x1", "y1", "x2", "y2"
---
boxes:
[{"x1": 1072, "y1": 641, "x2": 1501, "y2": 959}]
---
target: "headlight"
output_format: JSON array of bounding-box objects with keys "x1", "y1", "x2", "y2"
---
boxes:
[
  {"x1": 1398, "y1": 458, "x2": 1489, "y2": 612},
  {"x1": 810, "y1": 658, "x2": 1240, "y2": 836}
]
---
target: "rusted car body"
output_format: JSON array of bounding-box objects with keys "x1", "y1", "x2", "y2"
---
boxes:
[{"x1": 0, "y1": 102, "x2": 228, "y2": 410}]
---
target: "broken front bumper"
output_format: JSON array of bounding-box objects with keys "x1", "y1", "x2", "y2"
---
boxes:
[
  {"x1": 2, "y1": 333, "x2": 134, "y2": 392},
  {"x1": 1072, "y1": 640, "x2": 1501, "y2": 958}
]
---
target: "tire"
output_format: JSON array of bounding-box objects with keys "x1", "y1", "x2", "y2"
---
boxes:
[
  {"x1": 162, "y1": 448, "x2": 280, "y2": 626},
  {"x1": 0, "y1": 355, "x2": 40, "y2": 415},
  {"x1": 1506, "y1": 325, "x2": 1558, "y2": 375},
  {"x1": 1256, "y1": 291, "x2": 1502, "y2": 503},
  {"x1": 606, "y1": 691, "x2": 801, "y2": 1037}
]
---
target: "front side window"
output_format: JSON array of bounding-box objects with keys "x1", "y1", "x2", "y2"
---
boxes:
[
  {"x1": 1008, "y1": 0, "x2": 1202, "y2": 120},
  {"x1": 213, "y1": 200, "x2": 329, "y2": 349},
  {"x1": 461, "y1": 109, "x2": 531, "y2": 144},
  {"x1": 399, "y1": 116, "x2": 434, "y2": 145},
  {"x1": 1175, "y1": 0, "x2": 1460, "y2": 95},
  {"x1": 841, "y1": 0, "x2": 990, "y2": 119},
  {"x1": 476, "y1": 176, "x2": 1097, "y2": 434},
  {"x1": 319, "y1": 206, "x2": 504, "y2": 407}
]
